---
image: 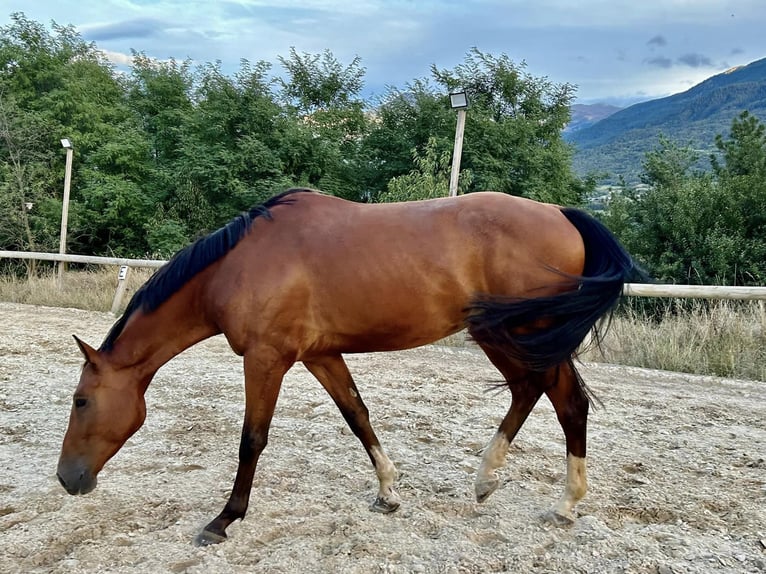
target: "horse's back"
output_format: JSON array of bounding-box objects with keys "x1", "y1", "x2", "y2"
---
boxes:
[
  {"x1": 263, "y1": 190, "x2": 581, "y2": 264},
  {"x1": 281, "y1": 191, "x2": 583, "y2": 289}
]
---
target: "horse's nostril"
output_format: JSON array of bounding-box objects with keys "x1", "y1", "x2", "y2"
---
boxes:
[{"x1": 56, "y1": 471, "x2": 80, "y2": 494}]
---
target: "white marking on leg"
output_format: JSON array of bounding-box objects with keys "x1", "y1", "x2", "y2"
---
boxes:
[
  {"x1": 370, "y1": 445, "x2": 400, "y2": 511},
  {"x1": 479, "y1": 432, "x2": 510, "y2": 479},
  {"x1": 475, "y1": 432, "x2": 510, "y2": 501},
  {"x1": 552, "y1": 454, "x2": 587, "y2": 521}
]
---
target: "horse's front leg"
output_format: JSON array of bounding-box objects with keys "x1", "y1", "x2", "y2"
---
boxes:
[
  {"x1": 304, "y1": 355, "x2": 401, "y2": 513},
  {"x1": 196, "y1": 348, "x2": 292, "y2": 546}
]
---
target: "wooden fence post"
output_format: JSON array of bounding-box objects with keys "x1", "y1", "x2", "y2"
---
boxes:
[{"x1": 110, "y1": 265, "x2": 130, "y2": 315}]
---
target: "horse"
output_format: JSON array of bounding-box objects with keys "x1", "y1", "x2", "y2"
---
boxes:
[{"x1": 57, "y1": 188, "x2": 638, "y2": 546}]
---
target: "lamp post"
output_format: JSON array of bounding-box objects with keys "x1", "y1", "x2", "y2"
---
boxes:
[
  {"x1": 448, "y1": 90, "x2": 468, "y2": 197},
  {"x1": 58, "y1": 138, "x2": 73, "y2": 285}
]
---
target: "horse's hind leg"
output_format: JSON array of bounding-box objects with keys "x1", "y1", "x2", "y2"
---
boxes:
[
  {"x1": 474, "y1": 346, "x2": 544, "y2": 503},
  {"x1": 303, "y1": 354, "x2": 400, "y2": 513},
  {"x1": 543, "y1": 360, "x2": 589, "y2": 524}
]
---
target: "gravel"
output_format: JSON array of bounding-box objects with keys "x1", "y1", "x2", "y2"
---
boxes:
[{"x1": 0, "y1": 302, "x2": 764, "y2": 573}]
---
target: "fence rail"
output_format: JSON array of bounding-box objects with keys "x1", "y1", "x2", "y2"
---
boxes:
[
  {"x1": 623, "y1": 283, "x2": 766, "y2": 300},
  {"x1": 3, "y1": 250, "x2": 766, "y2": 302},
  {"x1": 0, "y1": 250, "x2": 165, "y2": 268}
]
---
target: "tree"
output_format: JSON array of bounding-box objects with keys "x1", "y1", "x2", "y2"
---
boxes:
[
  {"x1": 640, "y1": 135, "x2": 700, "y2": 189},
  {"x1": 431, "y1": 49, "x2": 582, "y2": 204},
  {"x1": 603, "y1": 113, "x2": 766, "y2": 285},
  {"x1": 0, "y1": 91, "x2": 51, "y2": 258},
  {"x1": 712, "y1": 111, "x2": 766, "y2": 178},
  {"x1": 361, "y1": 80, "x2": 454, "y2": 201},
  {"x1": 379, "y1": 137, "x2": 473, "y2": 202},
  {"x1": 710, "y1": 111, "x2": 766, "y2": 283},
  {"x1": 0, "y1": 17, "x2": 596, "y2": 260},
  {"x1": 0, "y1": 13, "x2": 151, "y2": 258},
  {"x1": 278, "y1": 47, "x2": 365, "y2": 114},
  {"x1": 174, "y1": 60, "x2": 286, "y2": 227},
  {"x1": 0, "y1": 15, "x2": 74, "y2": 256},
  {"x1": 364, "y1": 49, "x2": 587, "y2": 205},
  {"x1": 277, "y1": 48, "x2": 370, "y2": 199}
]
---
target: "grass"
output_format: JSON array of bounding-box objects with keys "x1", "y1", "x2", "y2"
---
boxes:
[
  {"x1": 0, "y1": 266, "x2": 154, "y2": 315},
  {"x1": 584, "y1": 299, "x2": 766, "y2": 381},
  {"x1": 1, "y1": 268, "x2": 764, "y2": 381}
]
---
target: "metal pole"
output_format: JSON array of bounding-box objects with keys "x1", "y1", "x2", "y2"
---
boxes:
[
  {"x1": 449, "y1": 108, "x2": 466, "y2": 197},
  {"x1": 57, "y1": 145, "x2": 73, "y2": 286}
]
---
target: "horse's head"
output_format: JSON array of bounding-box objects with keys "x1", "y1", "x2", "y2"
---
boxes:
[{"x1": 57, "y1": 336, "x2": 147, "y2": 495}]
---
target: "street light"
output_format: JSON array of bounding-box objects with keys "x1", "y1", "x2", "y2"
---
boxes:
[
  {"x1": 449, "y1": 91, "x2": 468, "y2": 110},
  {"x1": 448, "y1": 90, "x2": 468, "y2": 197},
  {"x1": 58, "y1": 138, "x2": 73, "y2": 285}
]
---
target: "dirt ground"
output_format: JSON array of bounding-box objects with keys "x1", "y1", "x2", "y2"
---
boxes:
[{"x1": 0, "y1": 301, "x2": 764, "y2": 574}]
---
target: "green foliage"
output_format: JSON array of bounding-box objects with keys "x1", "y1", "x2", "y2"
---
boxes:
[
  {"x1": 360, "y1": 80, "x2": 453, "y2": 201},
  {"x1": 0, "y1": 12, "x2": 150, "y2": 258},
  {"x1": 431, "y1": 49, "x2": 582, "y2": 204},
  {"x1": 640, "y1": 135, "x2": 700, "y2": 188},
  {"x1": 128, "y1": 53, "x2": 194, "y2": 168},
  {"x1": 712, "y1": 110, "x2": 766, "y2": 177},
  {"x1": 0, "y1": 92, "x2": 54, "y2": 252},
  {"x1": 379, "y1": 137, "x2": 473, "y2": 202},
  {"x1": 602, "y1": 112, "x2": 766, "y2": 286},
  {"x1": 144, "y1": 208, "x2": 189, "y2": 257},
  {"x1": 276, "y1": 48, "x2": 370, "y2": 201},
  {"x1": 362, "y1": 49, "x2": 587, "y2": 205},
  {"x1": 278, "y1": 48, "x2": 366, "y2": 114}
]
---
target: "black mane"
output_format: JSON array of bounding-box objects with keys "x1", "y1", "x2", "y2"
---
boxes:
[{"x1": 99, "y1": 188, "x2": 313, "y2": 351}]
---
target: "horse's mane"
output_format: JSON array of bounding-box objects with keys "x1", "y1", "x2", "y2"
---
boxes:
[{"x1": 99, "y1": 188, "x2": 314, "y2": 352}]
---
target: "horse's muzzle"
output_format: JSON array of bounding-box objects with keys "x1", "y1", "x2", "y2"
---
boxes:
[{"x1": 56, "y1": 460, "x2": 98, "y2": 495}]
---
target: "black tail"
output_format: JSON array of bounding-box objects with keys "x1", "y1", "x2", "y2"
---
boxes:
[{"x1": 466, "y1": 207, "x2": 641, "y2": 372}]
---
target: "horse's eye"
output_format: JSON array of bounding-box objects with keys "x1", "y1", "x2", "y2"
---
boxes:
[{"x1": 74, "y1": 397, "x2": 88, "y2": 409}]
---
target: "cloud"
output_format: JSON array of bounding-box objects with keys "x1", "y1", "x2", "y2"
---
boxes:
[
  {"x1": 98, "y1": 49, "x2": 134, "y2": 67},
  {"x1": 81, "y1": 18, "x2": 167, "y2": 41},
  {"x1": 646, "y1": 56, "x2": 673, "y2": 69},
  {"x1": 6, "y1": 0, "x2": 763, "y2": 106},
  {"x1": 645, "y1": 52, "x2": 717, "y2": 71},
  {"x1": 221, "y1": 2, "x2": 327, "y2": 25},
  {"x1": 677, "y1": 53, "x2": 713, "y2": 68}
]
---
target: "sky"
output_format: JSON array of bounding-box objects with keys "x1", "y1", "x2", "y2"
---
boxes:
[{"x1": 3, "y1": 0, "x2": 766, "y2": 107}]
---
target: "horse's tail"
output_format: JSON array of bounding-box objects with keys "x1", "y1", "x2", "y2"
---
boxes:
[{"x1": 466, "y1": 207, "x2": 642, "y2": 373}]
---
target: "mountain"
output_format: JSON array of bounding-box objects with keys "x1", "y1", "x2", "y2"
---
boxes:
[
  {"x1": 565, "y1": 103, "x2": 622, "y2": 134},
  {"x1": 568, "y1": 57, "x2": 766, "y2": 183}
]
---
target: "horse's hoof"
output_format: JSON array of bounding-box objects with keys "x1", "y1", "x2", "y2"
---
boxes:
[
  {"x1": 475, "y1": 478, "x2": 499, "y2": 503},
  {"x1": 194, "y1": 529, "x2": 227, "y2": 546},
  {"x1": 370, "y1": 496, "x2": 400, "y2": 514},
  {"x1": 542, "y1": 509, "x2": 575, "y2": 527}
]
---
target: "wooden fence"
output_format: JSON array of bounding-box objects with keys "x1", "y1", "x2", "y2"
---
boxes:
[{"x1": 3, "y1": 251, "x2": 766, "y2": 315}]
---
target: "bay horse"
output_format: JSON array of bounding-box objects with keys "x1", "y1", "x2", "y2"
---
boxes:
[{"x1": 57, "y1": 189, "x2": 638, "y2": 545}]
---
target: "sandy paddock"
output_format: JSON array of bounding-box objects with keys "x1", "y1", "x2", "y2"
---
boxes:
[{"x1": 0, "y1": 302, "x2": 764, "y2": 573}]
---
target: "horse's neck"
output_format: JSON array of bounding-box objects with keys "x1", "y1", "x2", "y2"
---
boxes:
[{"x1": 108, "y1": 299, "x2": 218, "y2": 383}]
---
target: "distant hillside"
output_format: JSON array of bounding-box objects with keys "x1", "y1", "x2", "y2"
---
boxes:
[
  {"x1": 568, "y1": 57, "x2": 766, "y2": 183},
  {"x1": 565, "y1": 103, "x2": 622, "y2": 134}
]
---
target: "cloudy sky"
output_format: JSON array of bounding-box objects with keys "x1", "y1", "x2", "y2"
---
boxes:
[{"x1": 4, "y1": 0, "x2": 765, "y2": 106}]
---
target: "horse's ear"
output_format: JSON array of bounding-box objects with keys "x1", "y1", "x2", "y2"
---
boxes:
[{"x1": 73, "y1": 335, "x2": 99, "y2": 365}]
